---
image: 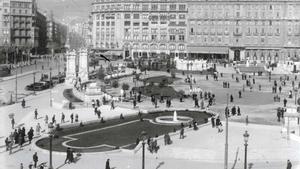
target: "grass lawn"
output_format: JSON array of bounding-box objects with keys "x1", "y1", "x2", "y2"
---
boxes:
[
  {"x1": 134, "y1": 85, "x2": 181, "y2": 98},
  {"x1": 36, "y1": 111, "x2": 211, "y2": 152},
  {"x1": 141, "y1": 75, "x2": 179, "y2": 85}
]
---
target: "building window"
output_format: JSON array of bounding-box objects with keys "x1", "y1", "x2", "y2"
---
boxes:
[
  {"x1": 179, "y1": 35, "x2": 185, "y2": 41},
  {"x1": 179, "y1": 14, "x2": 186, "y2": 19},
  {"x1": 151, "y1": 4, "x2": 158, "y2": 11},
  {"x1": 111, "y1": 21, "x2": 115, "y2": 26},
  {"x1": 142, "y1": 4, "x2": 148, "y2": 10},
  {"x1": 124, "y1": 14, "x2": 131, "y2": 19},
  {"x1": 101, "y1": 22, "x2": 105, "y2": 26},
  {"x1": 179, "y1": 4, "x2": 186, "y2": 11},
  {"x1": 170, "y1": 35, "x2": 175, "y2": 41},
  {"x1": 170, "y1": 4, "x2": 176, "y2": 10},
  {"x1": 151, "y1": 35, "x2": 157, "y2": 40},
  {"x1": 133, "y1": 14, "x2": 140, "y2": 19},
  {"x1": 124, "y1": 21, "x2": 131, "y2": 26}
]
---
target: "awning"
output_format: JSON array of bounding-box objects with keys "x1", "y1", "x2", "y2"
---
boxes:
[{"x1": 188, "y1": 46, "x2": 229, "y2": 54}]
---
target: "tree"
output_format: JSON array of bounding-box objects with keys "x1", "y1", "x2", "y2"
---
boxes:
[
  {"x1": 122, "y1": 83, "x2": 130, "y2": 91},
  {"x1": 112, "y1": 80, "x2": 119, "y2": 88}
]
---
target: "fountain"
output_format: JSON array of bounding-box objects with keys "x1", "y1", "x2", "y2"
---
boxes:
[
  {"x1": 173, "y1": 111, "x2": 178, "y2": 121},
  {"x1": 154, "y1": 111, "x2": 193, "y2": 125}
]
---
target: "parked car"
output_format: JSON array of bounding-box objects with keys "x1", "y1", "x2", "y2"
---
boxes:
[
  {"x1": 25, "y1": 81, "x2": 50, "y2": 91},
  {"x1": 52, "y1": 75, "x2": 65, "y2": 84}
]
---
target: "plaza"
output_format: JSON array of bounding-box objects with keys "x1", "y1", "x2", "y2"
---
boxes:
[{"x1": 1, "y1": 56, "x2": 300, "y2": 169}]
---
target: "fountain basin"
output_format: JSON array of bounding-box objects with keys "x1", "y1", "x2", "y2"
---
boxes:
[{"x1": 155, "y1": 116, "x2": 193, "y2": 125}]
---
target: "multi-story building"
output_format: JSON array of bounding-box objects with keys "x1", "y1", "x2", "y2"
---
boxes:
[
  {"x1": 33, "y1": 10, "x2": 47, "y2": 54},
  {"x1": 91, "y1": 0, "x2": 300, "y2": 63},
  {"x1": 0, "y1": 0, "x2": 10, "y2": 63},
  {"x1": 91, "y1": 0, "x2": 188, "y2": 59},
  {"x1": 188, "y1": 0, "x2": 300, "y2": 63},
  {"x1": 47, "y1": 11, "x2": 68, "y2": 54},
  {"x1": 10, "y1": 0, "x2": 35, "y2": 48}
]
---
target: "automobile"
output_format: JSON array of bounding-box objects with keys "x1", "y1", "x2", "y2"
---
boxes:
[
  {"x1": 52, "y1": 75, "x2": 65, "y2": 84},
  {"x1": 25, "y1": 81, "x2": 50, "y2": 91}
]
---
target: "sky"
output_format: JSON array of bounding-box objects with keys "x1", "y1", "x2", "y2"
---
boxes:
[{"x1": 38, "y1": 0, "x2": 93, "y2": 23}]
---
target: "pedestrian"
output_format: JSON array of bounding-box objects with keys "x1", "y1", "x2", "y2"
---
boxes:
[
  {"x1": 9, "y1": 138, "x2": 13, "y2": 154},
  {"x1": 180, "y1": 127, "x2": 184, "y2": 139},
  {"x1": 230, "y1": 95, "x2": 234, "y2": 102},
  {"x1": 97, "y1": 109, "x2": 101, "y2": 119},
  {"x1": 246, "y1": 115, "x2": 249, "y2": 125},
  {"x1": 21, "y1": 99, "x2": 26, "y2": 108},
  {"x1": 64, "y1": 147, "x2": 71, "y2": 164},
  {"x1": 61, "y1": 112, "x2": 65, "y2": 123},
  {"x1": 211, "y1": 116, "x2": 215, "y2": 128},
  {"x1": 106, "y1": 159, "x2": 111, "y2": 169},
  {"x1": 287, "y1": 159, "x2": 292, "y2": 169},
  {"x1": 133, "y1": 99, "x2": 137, "y2": 108},
  {"x1": 20, "y1": 163, "x2": 24, "y2": 169},
  {"x1": 36, "y1": 123, "x2": 41, "y2": 136},
  {"x1": 70, "y1": 113, "x2": 74, "y2": 123},
  {"x1": 110, "y1": 100, "x2": 115, "y2": 110},
  {"x1": 27, "y1": 127, "x2": 34, "y2": 144},
  {"x1": 277, "y1": 108, "x2": 281, "y2": 122},
  {"x1": 5, "y1": 137, "x2": 9, "y2": 151},
  {"x1": 284, "y1": 98, "x2": 287, "y2": 107},
  {"x1": 33, "y1": 152, "x2": 38, "y2": 168},
  {"x1": 11, "y1": 117, "x2": 15, "y2": 129},
  {"x1": 201, "y1": 99, "x2": 204, "y2": 109},
  {"x1": 18, "y1": 130, "x2": 24, "y2": 148},
  {"x1": 34, "y1": 109, "x2": 38, "y2": 120},
  {"x1": 69, "y1": 149, "x2": 74, "y2": 163},
  {"x1": 279, "y1": 86, "x2": 282, "y2": 93},
  {"x1": 44, "y1": 115, "x2": 48, "y2": 124},
  {"x1": 216, "y1": 117, "x2": 223, "y2": 132},
  {"x1": 75, "y1": 114, "x2": 79, "y2": 122},
  {"x1": 52, "y1": 115, "x2": 56, "y2": 124},
  {"x1": 237, "y1": 106, "x2": 241, "y2": 116},
  {"x1": 238, "y1": 90, "x2": 242, "y2": 98}
]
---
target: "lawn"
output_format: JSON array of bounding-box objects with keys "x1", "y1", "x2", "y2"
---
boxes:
[
  {"x1": 140, "y1": 75, "x2": 179, "y2": 85},
  {"x1": 36, "y1": 111, "x2": 211, "y2": 152},
  {"x1": 134, "y1": 85, "x2": 181, "y2": 98}
]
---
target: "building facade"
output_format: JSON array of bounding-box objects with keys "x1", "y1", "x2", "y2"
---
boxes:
[
  {"x1": 10, "y1": 0, "x2": 35, "y2": 48},
  {"x1": 47, "y1": 11, "x2": 68, "y2": 54},
  {"x1": 91, "y1": 0, "x2": 188, "y2": 59},
  {"x1": 91, "y1": 0, "x2": 300, "y2": 63},
  {"x1": 33, "y1": 11, "x2": 47, "y2": 54},
  {"x1": 0, "y1": 0, "x2": 10, "y2": 63},
  {"x1": 188, "y1": 0, "x2": 300, "y2": 64}
]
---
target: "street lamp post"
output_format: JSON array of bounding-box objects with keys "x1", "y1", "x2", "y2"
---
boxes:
[
  {"x1": 49, "y1": 134, "x2": 53, "y2": 169},
  {"x1": 15, "y1": 48, "x2": 18, "y2": 102},
  {"x1": 243, "y1": 131, "x2": 250, "y2": 169},
  {"x1": 50, "y1": 67, "x2": 52, "y2": 107},
  {"x1": 140, "y1": 131, "x2": 148, "y2": 169},
  {"x1": 33, "y1": 72, "x2": 36, "y2": 95},
  {"x1": 224, "y1": 93, "x2": 229, "y2": 169}
]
